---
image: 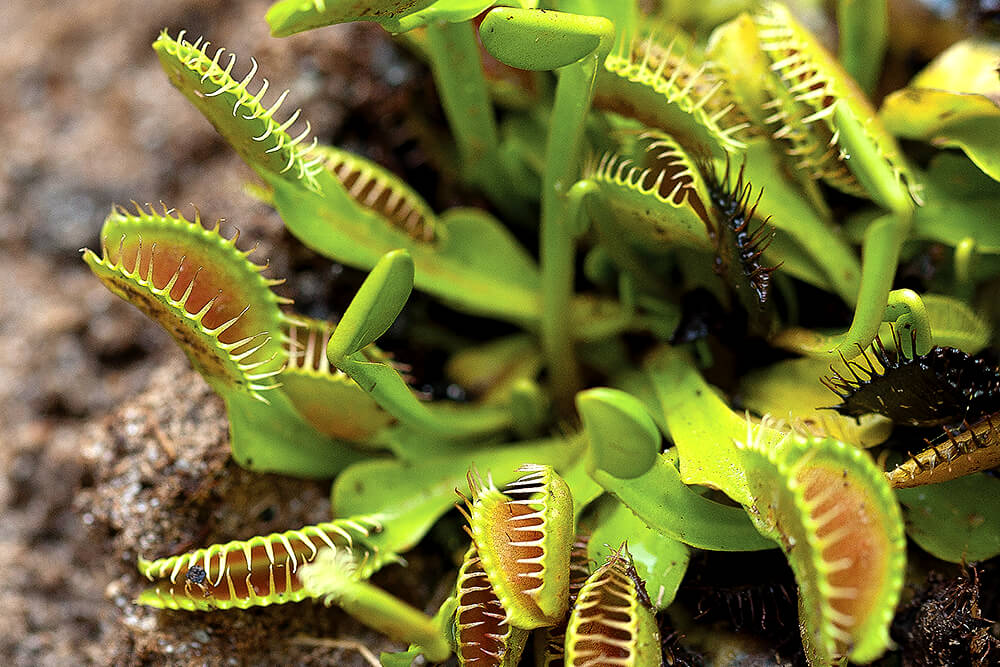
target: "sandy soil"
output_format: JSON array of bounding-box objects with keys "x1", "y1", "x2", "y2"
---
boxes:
[{"x1": 0, "y1": 1, "x2": 440, "y2": 664}]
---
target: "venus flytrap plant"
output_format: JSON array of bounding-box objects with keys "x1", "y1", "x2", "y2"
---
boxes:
[
  {"x1": 461, "y1": 463, "x2": 574, "y2": 629},
  {"x1": 136, "y1": 515, "x2": 389, "y2": 610},
  {"x1": 86, "y1": 0, "x2": 1000, "y2": 663},
  {"x1": 585, "y1": 497, "x2": 689, "y2": 612},
  {"x1": 749, "y1": 3, "x2": 926, "y2": 359},
  {"x1": 324, "y1": 249, "x2": 542, "y2": 442},
  {"x1": 331, "y1": 436, "x2": 585, "y2": 554},
  {"x1": 84, "y1": 203, "x2": 290, "y2": 402},
  {"x1": 279, "y1": 315, "x2": 396, "y2": 444},
  {"x1": 82, "y1": 203, "x2": 372, "y2": 477},
  {"x1": 154, "y1": 29, "x2": 550, "y2": 327},
  {"x1": 453, "y1": 544, "x2": 530, "y2": 666},
  {"x1": 645, "y1": 348, "x2": 906, "y2": 663},
  {"x1": 737, "y1": 429, "x2": 905, "y2": 665},
  {"x1": 532, "y1": 535, "x2": 591, "y2": 666},
  {"x1": 887, "y1": 412, "x2": 1000, "y2": 488},
  {"x1": 564, "y1": 545, "x2": 662, "y2": 667}
]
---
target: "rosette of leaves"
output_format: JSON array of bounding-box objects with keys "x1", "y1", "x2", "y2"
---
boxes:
[{"x1": 83, "y1": 0, "x2": 1000, "y2": 663}]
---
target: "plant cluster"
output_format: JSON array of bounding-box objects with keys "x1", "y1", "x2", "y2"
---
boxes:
[{"x1": 85, "y1": 0, "x2": 1000, "y2": 664}]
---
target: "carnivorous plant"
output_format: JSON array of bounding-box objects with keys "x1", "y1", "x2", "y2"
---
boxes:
[{"x1": 86, "y1": 0, "x2": 1000, "y2": 664}]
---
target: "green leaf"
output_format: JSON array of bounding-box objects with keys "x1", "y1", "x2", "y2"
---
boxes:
[
  {"x1": 896, "y1": 473, "x2": 1000, "y2": 563},
  {"x1": 332, "y1": 436, "x2": 585, "y2": 554},
  {"x1": 837, "y1": 0, "x2": 888, "y2": 95},
  {"x1": 909, "y1": 153, "x2": 1000, "y2": 253},
  {"x1": 646, "y1": 347, "x2": 784, "y2": 506},
  {"x1": 328, "y1": 250, "x2": 413, "y2": 361},
  {"x1": 299, "y1": 554, "x2": 451, "y2": 662},
  {"x1": 880, "y1": 38, "x2": 1000, "y2": 181},
  {"x1": 479, "y1": 7, "x2": 613, "y2": 71},
  {"x1": 918, "y1": 293, "x2": 992, "y2": 353},
  {"x1": 270, "y1": 174, "x2": 543, "y2": 324},
  {"x1": 395, "y1": 0, "x2": 539, "y2": 32},
  {"x1": 576, "y1": 387, "x2": 660, "y2": 479},
  {"x1": 560, "y1": 456, "x2": 603, "y2": 520},
  {"x1": 224, "y1": 389, "x2": 366, "y2": 478},
  {"x1": 333, "y1": 357, "x2": 516, "y2": 443},
  {"x1": 590, "y1": 451, "x2": 776, "y2": 551},
  {"x1": 552, "y1": 0, "x2": 638, "y2": 46},
  {"x1": 267, "y1": 0, "x2": 436, "y2": 36},
  {"x1": 587, "y1": 496, "x2": 689, "y2": 610},
  {"x1": 881, "y1": 87, "x2": 1000, "y2": 182}
]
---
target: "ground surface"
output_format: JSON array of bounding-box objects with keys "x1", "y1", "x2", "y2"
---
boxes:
[{"x1": 0, "y1": 2, "x2": 440, "y2": 664}]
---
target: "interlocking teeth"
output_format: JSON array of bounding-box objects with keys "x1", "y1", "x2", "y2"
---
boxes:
[
  {"x1": 156, "y1": 30, "x2": 322, "y2": 193},
  {"x1": 136, "y1": 517, "x2": 385, "y2": 611}
]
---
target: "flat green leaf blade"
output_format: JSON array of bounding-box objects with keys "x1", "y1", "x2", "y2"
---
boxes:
[
  {"x1": 918, "y1": 293, "x2": 992, "y2": 353},
  {"x1": 588, "y1": 496, "x2": 690, "y2": 610},
  {"x1": 224, "y1": 389, "x2": 367, "y2": 478},
  {"x1": 591, "y1": 452, "x2": 776, "y2": 551},
  {"x1": 332, "y1": 436, "x2": 585, "y2": 554},
  {"x1": 908, "y1": 153, "x2": 1000, "y2": 253},
  {"x1": 269, "y1": 176, "x2": 542, "y2": 324},
  {"x1": 896, "y1": 473, "x2": 1000, "y2": 563},
  {"x1": 267, "y1": 0, "x2": 437, "y2": 36},
  {"x1": 881, "y1": 87, "x2": 1000, "y2": 181},
  {"x1": 646, "y1": 348, "x2": 784, "y2": 506}
]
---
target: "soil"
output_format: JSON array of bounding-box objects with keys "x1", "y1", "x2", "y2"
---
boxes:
[{"x1": 1, "y1": 1, "x2": 440, "y2": 664}]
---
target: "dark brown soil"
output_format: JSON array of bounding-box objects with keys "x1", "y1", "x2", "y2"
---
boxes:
[{"x1": 0, "y1": 1, "x2": 438, "y2": 664}]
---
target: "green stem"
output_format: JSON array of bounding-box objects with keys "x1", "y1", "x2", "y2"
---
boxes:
[
  {"x1": 778, "y1": 212, "x2": 909, "y2": 358},
  {"x1": 882, "y1": 288, "x2": 933, "y2": 354},
  {"x1": 424, "y1": 21, "x2": 498, "y2": 173},
  {"x1": 338, "y1": 356, "x2": 513, "y2": 443},
  {"x1": 424, "y1": 20, "x2": 522, "y2": 217},
  {"x1": 540, "y1": 58, "x2": 602, "y2": 403},
  {"x1": 324, "y1": 578, "x2": 450, "y2": 662},
  {"x1": 838, "y1": 213, "x2": 907, "y2": 351}
]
